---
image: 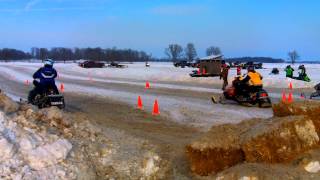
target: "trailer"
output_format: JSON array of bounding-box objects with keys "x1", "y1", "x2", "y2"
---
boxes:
[{"x1": 190, "y1": 55, "x2": 222, "y2": 77}]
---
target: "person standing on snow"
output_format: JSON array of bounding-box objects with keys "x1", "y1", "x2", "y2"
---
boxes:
[
  {"x1": 285, "y1": 65, "x2": 294, "y2": 78},
  {"x1": 220, "y1": 61, "x2": 230, "y2": 90},
  {"x1": 28, "y1": 59, "x2": 59, "y2": 103},
  {"x1": 236, "y1": 65, "x2": 241, "y2": 76},
  {"x1": 298, "y1": 64, "x2": 311, "y2": 82},
  {"x1": 299, "y1": 65, "x2": 306, "y2": 76}
]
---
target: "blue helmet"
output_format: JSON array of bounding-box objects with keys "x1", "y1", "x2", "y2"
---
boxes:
[{"x1": 44, "y1": 59, "x2": 54, "y2": 66}]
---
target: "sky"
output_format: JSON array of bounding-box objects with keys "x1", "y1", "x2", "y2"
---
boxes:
[{"x1": 0, "y1": 0, "x2": 319, "y2": 60}]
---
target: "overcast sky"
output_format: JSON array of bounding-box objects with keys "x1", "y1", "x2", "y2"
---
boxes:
[{"x1": 0, "y1": 0, "x2": 319, "y2": 60}]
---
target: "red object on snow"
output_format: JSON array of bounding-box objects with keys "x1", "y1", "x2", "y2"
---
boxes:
[
  {"x1": 60, "y1": 83, "x2": 64, "y2": 92},
  {"x1": 137, "y1": 96, "x2": 143, "y2": 110},
  {"x1": 288, "y1": 92, "x2": 293, "y2": 103},
  {"x1": 202, "y1": 68, "x2": 206, "y2": 74},
  {"x1": 145, "y1": 81, "x2": 151, "y2": 89},
  {"x1": 282, "y1": 91, "x2": 287, "y2": 103},
  {"x1": 237, "y1": 66, "x2": 241, "y2": 75},
  {"x1": 152, "y1": 99, "x2": 160, "y2": 116}
]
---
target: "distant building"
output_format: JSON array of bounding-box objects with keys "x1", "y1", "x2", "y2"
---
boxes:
[{"x1": 199, "y1": 55, "x2": 223, "y2": 76}]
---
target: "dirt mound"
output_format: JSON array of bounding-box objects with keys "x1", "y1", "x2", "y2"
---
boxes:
[
  {"x1": 241, "y1": 116, "x2": 319, "y2": 163},
  {"x1": 273, "y1": 101, "x2": 320, "y2": 119},
  {"x1": 0, "y1": 92, "x2": 19, "y2": 113},
  {"x1": 187, "y1": 101, "x2": 320, "y2": 177},
  {"x1": 186, "y1": 119, "x2": 262, "y2": 176},
  {"x1": 0, "y1": 92, "x2": 172, "y2": 179}
]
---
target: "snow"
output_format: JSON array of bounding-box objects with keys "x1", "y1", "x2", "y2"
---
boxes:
[
  {"x1": 0, "y1": 111, "x2": 74, "y2": 179},
  {"x1": 27, "y1": 139, "x2": 72, "y2": 170},
  {"x1": 305, "y1": 161, "x2": 320, "y2": 173},
  {"x1": 1, "y1": 61, "x2": 318, "y2": 89},
  {"x1": 0, "y1": 61, "x2": 317, "y2": 128}
]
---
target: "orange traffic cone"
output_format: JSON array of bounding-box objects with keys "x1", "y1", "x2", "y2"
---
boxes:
[
  {"x1": 152, "y1": 99, "x2": 160, "y2": 116},
  {"x1": 282, "y1": 91, "x2": 287, "y2": 103},
  {"x1": 137, "y1": 96, "x2": 143, "y2": 110},
  {"x1": 145, "y1": 81, "x2": 150, "y2": 89},
  {"x1": 202, "y1": 68, "x2": 206, "y2": 74},
  {"x1": 60, "y1": 83, "x2": 64, "y2": 92},
  {"x1": 288, "y1": 92, "x2": 293, "y2": 103},
  {"x1": 289, "y1": 82, "x2": 293, "y2": 90}
]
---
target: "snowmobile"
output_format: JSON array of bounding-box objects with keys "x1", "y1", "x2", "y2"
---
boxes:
[
  {"x1": 28, "y1": 80, "x2": 65, "y2": 109},
  {"x1": 212, "y1": 76, "x2": 272, "y2": 108},
  {"x1": 270, "y1": 68, "x2": 279, "y2": 75},
  {"x1": 310, "y1": 83, "x2": 320, "y2": 99},
  {"x1": 292, "y1": 73, "x2": 311, "y2": 82}
]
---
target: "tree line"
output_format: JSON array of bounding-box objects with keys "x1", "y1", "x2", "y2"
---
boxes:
[
  {"x1": 0, "y1": 48, "x2": 32, "y2": 61},
  {"x1": 0, "y1": 47, "x2": 152, "y2": 62},
  {"x1": 165, "y1": 43, "x2": 221, "y2": 62},
  {"x1": 0, "y1": 46, "x2": 303, "y2": 64},
  {"x1": 226, "y1": 57, "x2": 285, "y2": 63}
]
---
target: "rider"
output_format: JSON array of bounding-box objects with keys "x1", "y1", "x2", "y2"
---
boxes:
[
  {"x1": 285, "y1": 65, "x2": 294, "y2": 78},
  {"x1": 28, "y1": 59, "x2": 59, "y2": 102},
  {"x1": 239, "y1": 66, "x2": 263, "y2": 96}
]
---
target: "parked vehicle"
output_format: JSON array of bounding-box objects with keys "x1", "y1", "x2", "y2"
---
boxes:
[
  {"x1": 270, "y1": 68, "x2": 279, "y2": 75},
  {"x1": 242, "y1": 62, "x2": 263, "y2": 69},
  {"x1": 173, "y1": 60, "x2": 192, "y2": 68},
  {"x1": 310, "y1": 83, "x2": 320, "y2": 99},
  {"x1": 107, "y1": 62, "x2": 128, "y2": 68},
  {"x1": 79, "y1": 60, "x2": 105, "y2": 68},
  {"x1": 190, "y1": 60, "x2": 200, "y2": 68}
]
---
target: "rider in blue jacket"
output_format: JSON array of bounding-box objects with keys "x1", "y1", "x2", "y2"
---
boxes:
[{"x1": 28, "y1": 59, "x2": 59, "y2": 102}]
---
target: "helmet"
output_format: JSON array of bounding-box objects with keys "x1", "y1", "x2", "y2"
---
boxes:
[
  {"x1": 247, "y1": 65, "x2": 255, "y2": 71},
  {"x1": 44, "y1": 59, "x2": 54, "y2": 66}
]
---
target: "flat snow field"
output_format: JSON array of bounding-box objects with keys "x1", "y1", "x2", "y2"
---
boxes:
[{"x1": 0, "y1": 62, "x2": 317, "y2": 129}]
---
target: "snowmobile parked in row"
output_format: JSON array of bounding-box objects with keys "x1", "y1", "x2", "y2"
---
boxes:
[
  {"x1": 28, "y1": 80, "x2": 65, "y2": 109},
  {"x1": 310, "y1": 83, "x2": 320, "y2": 99},
  {"x1": 212, "y1": 76, "x2": 272, "y2": 108}
]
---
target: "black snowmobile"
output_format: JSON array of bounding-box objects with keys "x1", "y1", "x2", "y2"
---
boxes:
[
  {"x1": 28, "y1": 80, "x2": 65, "y2": 109},
  {"x1": 310, "y1": 83, "x2": 320, "y2": 99}
]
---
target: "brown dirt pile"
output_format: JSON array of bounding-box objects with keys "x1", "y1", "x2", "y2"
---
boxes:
[
  {"x1": 273, "y1": 101, "x2": 320, "y2": 135},
  {"x1": 241, "y1": 116, "x2": 319, "y2": 163},
  {"x1": 187, "y1": 101, "x2": 320, "y2": 176},
  {"x1": 186, "y1": 119, "x2": 262, "y2": 176}
]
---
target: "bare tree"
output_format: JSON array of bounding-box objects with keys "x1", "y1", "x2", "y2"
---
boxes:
[
  {"x1": 39, "y1": 48, "x2": 49, "y2": 61},
  {"x1": 206, "y1": 46, "x2": 222, "y2": 56},
  {"x1": 185, "y1": 43, "x2": 197, "y2": 62},
  {"x1": 165, "y1": 44, "x2": 183, "y2": 62},
  {"x1": 288, "y1": 50, "x2": 299, "y2": 65}
]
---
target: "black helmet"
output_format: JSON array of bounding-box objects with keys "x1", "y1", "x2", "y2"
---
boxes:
[{"x1": 247, "y1": 65, "x2": 254, "y2": 72}]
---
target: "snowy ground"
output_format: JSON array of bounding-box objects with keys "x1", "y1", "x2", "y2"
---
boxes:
[{"x1": 0, "y1": 61, "x2": 317, "y2": 129}]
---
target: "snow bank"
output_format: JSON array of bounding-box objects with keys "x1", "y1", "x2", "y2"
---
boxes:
[
  {"x1": 0, "y1": 92, "x2": 172, "y2": 179},
  {"x1": 0, "y1": 107, "x2": 73, "y2": 179}
]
